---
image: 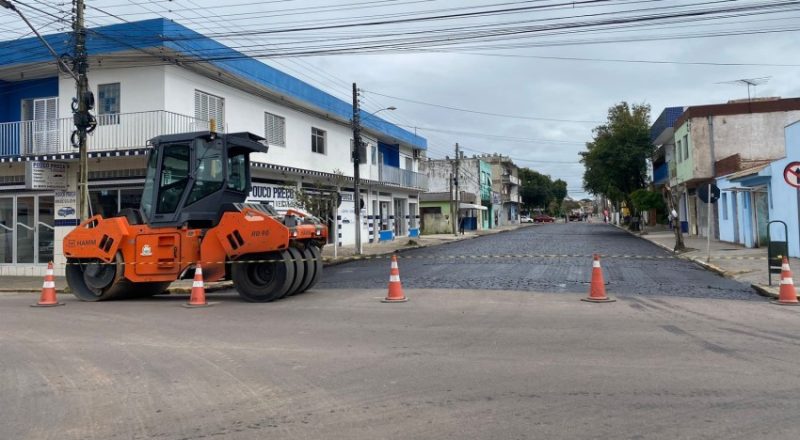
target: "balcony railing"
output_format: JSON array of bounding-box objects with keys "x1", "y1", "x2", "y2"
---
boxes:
[
  {"x1": 0, "y1": 110, "x2": 214, "y2": 157},
  {"x1": 501, "y1": 174, "x2": 520, "y2": 185},
  {"x1": 378, "y1": 164, "x2": 428, "y2": 190}
]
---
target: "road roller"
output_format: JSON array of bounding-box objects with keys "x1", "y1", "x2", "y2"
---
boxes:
[{"x1": 63, "y1": 131, "x2": 328, "y2": 302}]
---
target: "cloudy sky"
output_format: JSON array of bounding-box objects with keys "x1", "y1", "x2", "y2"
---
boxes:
[{"x1": 3, "y1": 0, "x2": 798, "y2": 198}]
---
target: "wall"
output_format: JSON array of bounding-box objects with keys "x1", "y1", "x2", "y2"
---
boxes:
[
  {"x1": 162, "y1": 66, "x2": 417, "y2": 180},
  {"x1": 0, "y1": 77, "x2": 60, "y2": 122},
  {"x1": 765, "y1": 121, "x2": 800, "y2": 256},
  {"x1": 674, "y1": 122, "x2": 695, "y2": 184},
  {"x1": 420, "y1": 201, "x2": 452, "y2": 234},
  {"x1": 58, "y1": 66, "x2": 166, "y2": 118},
  {"x1": 675, "y1": 111, "x2": 800, "y2": 185}
]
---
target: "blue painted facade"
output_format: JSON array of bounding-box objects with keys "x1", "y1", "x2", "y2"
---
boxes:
[
  {"x1": 653, "y1": 163, "x2": 668, "y2": 185},
  {"x1": 0, "y1": 77, "x2": 59, "y2": 122},
  {"x1": 0, "y1": 18, "x2": 426, "y2": 150},
  {"x1": 649, "y1": 106, "x2": 684, "y2": 142},
  {"x1": 378, "y1": 141, "x2": 400, "y2": 167},
  {"x1": 717, "y1": 121, "x2": 800, "y2": 256}
]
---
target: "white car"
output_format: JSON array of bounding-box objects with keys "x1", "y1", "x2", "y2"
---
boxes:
[{"x1": 520, "y1": 216, "x2": 534, "y2": 223}]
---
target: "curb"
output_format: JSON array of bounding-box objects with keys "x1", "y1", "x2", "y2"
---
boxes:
[
  {"x1": 750, "y1": 283, "x2": 779, "y2": 299},
  {"x1": 614, "y1": 224, "x2": 728, "y2": 273},
  {"x1": 321, "y1": 225, "x2": 526, "y2": 267}
]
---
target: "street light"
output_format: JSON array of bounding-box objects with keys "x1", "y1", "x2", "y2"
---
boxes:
[
  {"x1": 353, "y1": 105, "x2": 397, "y2": 255},
  {"x1": 368, "y1": 106, "x2": 397, "y2": 117}
]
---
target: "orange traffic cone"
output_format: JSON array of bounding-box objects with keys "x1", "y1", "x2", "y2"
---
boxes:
[
  {"x1": 31, "y1": 262, "x2": 63, "y2": 307},
  {"x1": 581, "y1": 254, "x2": 615, "y2": 303},
  {"x1": 773, "y1": 256, "x2": 799, "y2": 306},
  {"x1": 183, "y1": 264, "x2": 211, "y2": 308},
  {"x1": 382, "y1": 255, "x2": 408, "y2": 303}
]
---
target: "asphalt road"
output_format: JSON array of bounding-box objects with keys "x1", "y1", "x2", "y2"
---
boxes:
[
  {"x1": 319, "y1": 222, "x2": 757, "y2": 300},
  {"x1": 2, "y1": 289, "x2": 799, "y2": 439}
]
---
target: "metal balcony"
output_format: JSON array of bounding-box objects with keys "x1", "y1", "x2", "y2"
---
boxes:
[
  {"x1": 0, "y1": 110, "x2": 215, "y2": 157},
  {"x1": 378, "y1": 164, "x2": 428, "y2": 190},
  {"x1": 501, "y1": 174, "x2": 520, "y2": 185}
]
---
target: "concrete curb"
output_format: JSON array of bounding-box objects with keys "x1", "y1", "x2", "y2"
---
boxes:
[
  {"x1": 750, "y1": 283, "x2": 779, "y2": 299},
  {"x1": 321, "y1": 224, "x2": 528, "y2": 268},
  {"x1": 614, "y1": 224, "x2": 725, "y2": 270}
]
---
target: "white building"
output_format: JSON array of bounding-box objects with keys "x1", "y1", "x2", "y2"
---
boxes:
[{"x1": 0, "y1": 19, "x2": 427, "y2": 275}]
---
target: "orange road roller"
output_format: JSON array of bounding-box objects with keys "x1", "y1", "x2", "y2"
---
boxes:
[{"x1": 63, "y1": 131, "x2": 328, "y2": 302}]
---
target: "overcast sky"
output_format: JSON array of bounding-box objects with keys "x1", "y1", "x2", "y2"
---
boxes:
[{"x1": 3, "y1": 0, "x2": 798, "y2": 199}]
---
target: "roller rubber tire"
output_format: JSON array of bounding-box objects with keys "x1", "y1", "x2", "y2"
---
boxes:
[
  {"x1": 294, "y1": 246, "x2": 316, "y2": 295},
  {"x1": 283, "y1": 248, "x2": 306, "y2": 298},
  {"x1": 232, "y1": 251, "x2": 295, "y2": 302},
  {"x1": 302, "y1": 245, "x2": 323, "y2": 293}
]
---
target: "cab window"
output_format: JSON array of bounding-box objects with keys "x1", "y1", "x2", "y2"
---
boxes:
[
  {"x1": 186, "y1": 139, "x2": 224, "y2": 205},
  {"x1": 227, "y1": 152, "x2": 248, "y2": 192},
  {"x1": 157, "y1": 144, "x2": 190, "y2": 213}
]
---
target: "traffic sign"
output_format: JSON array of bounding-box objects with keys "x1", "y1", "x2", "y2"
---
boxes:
[{"x1": 783, "y1": 162, "x2": 800, "y2": 188}]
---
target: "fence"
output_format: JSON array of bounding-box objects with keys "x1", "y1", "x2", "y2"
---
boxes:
[{"x1": 0, "y1": 110, "x2": 213, "y2": 157}]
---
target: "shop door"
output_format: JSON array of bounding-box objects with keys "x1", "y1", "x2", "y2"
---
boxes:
[
  {"x1": 379, "y1": 201, "x2": 389, "y2": 231},
  {"x1": 393, "y1": 199, "x2": 405, "y2": 236},
  {"x1": 753, "y1": 191, "x2": 769, "y2": 247},
  {"x1": 32, "y1": 98, "x2": 58, "y2": 154}
]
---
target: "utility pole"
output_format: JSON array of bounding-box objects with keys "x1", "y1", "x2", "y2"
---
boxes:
[
  {"x1": 449, "y1": 170, "x2": 455, "y2": 235},
  {"x1": 74, "y1": 0, "x2": 95, "y2": 221},
  {"x1": 1, "y1": 0, "x2": 94, "y2": 220},
  {"x1": 453, "y1": 143, "x2": 460, "y2": 236},
  {"x1": 351, "y1": 83, "x2": 363, "y2": 255}
]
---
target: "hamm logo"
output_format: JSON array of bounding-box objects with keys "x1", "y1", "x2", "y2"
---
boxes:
[
  {"x1": 68, "y1": 239, "x2": 97, "y2": 247},
  {"x1": 251, "y1": 230, "x2": 270, "y2": 238}
]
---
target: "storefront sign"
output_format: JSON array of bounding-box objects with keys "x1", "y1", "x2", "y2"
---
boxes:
[
  {"x1": 54, "y1": 190, "x2": 78, "y2": 226},
  {"x1": 25, "y1": 161, "x2": 68, "y2": 190},
  {"x1": 247, "y1": 183, "x2": 296, "y2": 208}
]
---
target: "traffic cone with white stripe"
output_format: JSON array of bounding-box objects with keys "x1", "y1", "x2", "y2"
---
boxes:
[
  {"x1": 773, "y1": 256, "x2": 799, "y2": 306},
  {"x1": 32, "y1": 261, "x2": 63, "y2": 307},
  {"x1": 581, "y1": 254, "x2": 615, "y2": 303},
  {"x1": 382, "y1": 254, "x2": 407, "y2": 303},
  {"x1": 183, "y1": 264, "x2": 211, "y2": 308}
]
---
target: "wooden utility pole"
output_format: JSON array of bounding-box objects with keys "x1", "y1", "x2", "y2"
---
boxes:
[
  {"x1": 351, "y1": 83, "x2": 363, "y2": 255},
  {"x1": 75, "y1": 0, "x2": 93, "y2": 221}
]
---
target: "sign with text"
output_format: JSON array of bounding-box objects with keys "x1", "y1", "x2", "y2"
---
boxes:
[
  {"x1": 25, "y1": 161, "x2": 68, "y2": 190},
  {"x1": 247, "y1": 183, "x2": 296, "y2": 208}
]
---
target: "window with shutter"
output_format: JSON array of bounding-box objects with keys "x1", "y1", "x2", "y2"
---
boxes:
[
  {"x1": 264, "y1": 112, "x2": 286, "y2": 147},
  {"x1": 194, "y1": 90, "x2": 224, "y2": 129}
]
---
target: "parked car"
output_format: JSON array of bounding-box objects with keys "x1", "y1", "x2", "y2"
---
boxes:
[
  {"x1": 57, "y1": 207, "x2": 75, "y2": 217},
  {"x1": 533, "y1": 214, "x2": 555, "y2": 223},
  {"x1": 520, "y1": 215, "x2": 533, "y2": 223}
]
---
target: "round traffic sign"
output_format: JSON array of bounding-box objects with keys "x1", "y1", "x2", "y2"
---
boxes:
[{"x1": 784, "y1": 162, "x2": 800, "y2": 188}]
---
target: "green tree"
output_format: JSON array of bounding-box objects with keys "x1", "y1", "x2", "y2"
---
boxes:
[
  {"x1": 630, "y1": 189, "x2": 665, "y2": 234},
  {"x1": 518, "y1": 169, "x2": 567, "y2": 212},
  {"x1": 581, "y1": 102, "x2": 654, "y2": 208}
]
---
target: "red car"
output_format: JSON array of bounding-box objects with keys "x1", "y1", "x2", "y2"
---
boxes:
[{"x1": 533, "y1": 214, "x2": 555, "y2": 223}]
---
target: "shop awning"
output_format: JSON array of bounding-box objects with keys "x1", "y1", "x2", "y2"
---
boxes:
[{"x1": 459, "y1": 203, "x2": 488, "y2": 210}]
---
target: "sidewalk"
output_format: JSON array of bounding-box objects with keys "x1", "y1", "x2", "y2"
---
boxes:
[
  {"x1": 626, "y1": 225, "x2": 788, "y2": 299},
  {"x1": 0, "y1": 223, "x2": 534, "y2": 294}
]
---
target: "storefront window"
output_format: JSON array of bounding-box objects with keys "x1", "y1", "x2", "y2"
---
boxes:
[
  {"x1": 90, "y1": 190, "x2": 119, "y2": 218},
  {"x1": 16, "y1": 196, "x2": 34, "y2": 263},
  {"x1": 0, "y1": 198, "x2": 12, "y2": 263},
  {"x1": 38, "y1": 196, "x2": 54, "y2": 263},
  {"x1": 120, "y1": 189, "x2": 141, "y2": 212}
]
